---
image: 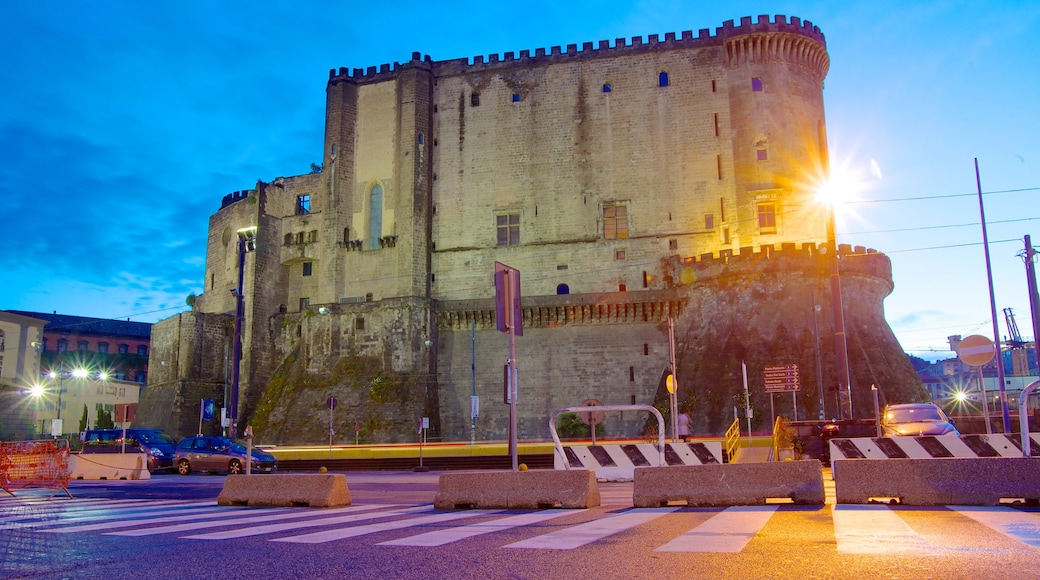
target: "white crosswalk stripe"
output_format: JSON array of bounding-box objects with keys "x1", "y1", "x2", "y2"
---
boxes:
[
  {"x1": 505, "y1": 507, "x2": 677, "y2": 550},
  {"x1": 272, "y1": 509, "x2": 500, "y2": 544},
  {"x1": 656, "y1": 505, "x2": 778, "y2": 553},
  {"x1": 378, "y1": 510, "x2": 580, "y2": 547},
  {"x1": 832, "y1": 505, "x2": 938, "y2": 555},
  {"x1": 6, "y1": 498, "x2": 1040, "y2": 555},
  {"x1": 953, "y1": 507, "x2": 1040, "y2": 548}
]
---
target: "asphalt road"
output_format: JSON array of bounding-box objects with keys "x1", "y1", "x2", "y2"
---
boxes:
[{"x1": 2, "y1": 471, "x2": 1040, "y2": 579}]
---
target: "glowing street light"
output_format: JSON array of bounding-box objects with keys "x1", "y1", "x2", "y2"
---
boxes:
[{"x1": 230, "y1": 225, "x2": 258, "y2": 438}]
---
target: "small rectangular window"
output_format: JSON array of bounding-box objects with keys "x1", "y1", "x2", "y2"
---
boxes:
[
  {"x1": 602, "y1": 83, "x2": 612, "y2": 93},
  {"x1": 752, "y1": 77, "x2": 763, "y2": 92},
  {"x1": 296, "y1": 195, "x2": 311, "y2": 215},
  {"x1": 118, "y1": 344, "x2": 129, "y2": 354},
  {"x1": 603, "y1": 202, "x2": 629, "y2": 239},
  {"x1": 303, "y1": 262, "x2": 313, "y2": 276},
  {"x1": 307, "y1": 230, "x2": 318, "y2": 243},
  {"x1": 711, "y1": 79, "x2": 716, "y2": 92},
  {"x1": 669, "y1": 239, "x2": 678, "y2": 250},
  {"x1": 723, "y1": 226, "x2": 730, "y2": 244},
  {"x1": 757, "y1": 203, "x2": 777, "y2": 233},
  {"x1": 98, "y1": 342, "x2": 109, "y2": 354},
  {"x1": 511, "y1": 93, "x2": 520, "y2": 102},
  {"x1": 355, "y1": 318, "x2": 365, "y2": 331},
  {"x1": 471, "y1": 92, "x2": 480, "y2": 107},
  {"x1": 496, "y1": 213, "x2": 520, "y2": 246},
  {"x1": 705, "y1": 214, "x2": 714, "y2": 229},
  {"x1": 615, "y1": 249, "x2": 626, "y2": 260},
  {"x1": 300, "y1": 297, "x2": 310, "y2": 310},
  {"x1": 137, "y1": 345, "x2": 148, "y2": 356},
  {"x1": 643, "y1": 344, "x2": 649, "y2": 356},
  {"x1": 756, "y1": 148, "x2": 767, "y2": 161},
  {"x1": 629, "y1": 366, "x2": 635, "y2": 381}
]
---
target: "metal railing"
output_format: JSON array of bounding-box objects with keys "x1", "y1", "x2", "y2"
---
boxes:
[
  {"x1": 549, "y1": 405, "x2": 665, "y2": 469},
  {"x1": 724, "y1": 418, "x2": 741, "y2": 463}
]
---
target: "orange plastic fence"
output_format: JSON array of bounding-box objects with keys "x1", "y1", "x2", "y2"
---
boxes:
[{"x1": 0, "y1": 439, "x2": 72, "y2": 498}]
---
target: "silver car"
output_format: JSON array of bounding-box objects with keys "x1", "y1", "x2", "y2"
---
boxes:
[
  {"x1": 882, "y1": 403, "x2": 960, "y2": 436},
  {"x1": 174, "y1": 436, "x2": 277, "y2": 475}
]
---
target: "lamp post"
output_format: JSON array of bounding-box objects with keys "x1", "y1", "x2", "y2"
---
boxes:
[
  {"x1": 825, "y1": 201, "x2": 853, "y2": 420},
  {"x1": 230, "y1": 226, "x2": 257, "y2": 439}
]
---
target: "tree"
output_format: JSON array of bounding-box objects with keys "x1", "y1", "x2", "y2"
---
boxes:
[
  {"x1": 78, "y1": 404, "x2": 88, "y2": 432},
  {"x1": 95, "y1": 404, "x2": 115, "y2": 429},
  {"x1": 186, "y1": 292, "x2": 197, "y2": 311}
]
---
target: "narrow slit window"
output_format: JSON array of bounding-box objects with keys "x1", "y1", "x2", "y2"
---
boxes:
[
  {"x1": 714, "y1": 113, "x2": 719, "y2": 136},
  {"x1": 658, "y1": 71, "x2": 669, "y2": 87},
  {"x1": 471, "y1": 92, "x2": 480, "y2": 106}
]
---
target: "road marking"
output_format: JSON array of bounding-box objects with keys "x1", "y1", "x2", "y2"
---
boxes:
[
  {"x1": 953, "y1": 507, "x2": 1040, "y2": 548},
  {"x1": 107, "y1": 504, "x2": 397, "y2": 537},
  {"x1": 0, "y1": 500, "x2": 201, "y2": 525},
  {"x1": 2, "y1": 505, "x2": 229, "y2": 530},
  {"x1": 379, "y1": 510, "x2": 580, "y2": 546},
  {"x1": 272, "y1": 509, "x2": 500, "y2": 544},
  {"x1": 181, "y1": 505, "x2": 427, "y2": 540},
  {"x1": 832, "y1": 505, "x2": 938, "y2": 555},
  {"x1": 656, "y1": 505, "x2": 778, "y2": 552},
  {"x1": 42, "y1": 506, "x2": 291, "y2": 534},
  {"x1": 505, "y1": 508, "x2": 678, "y2": 550}
]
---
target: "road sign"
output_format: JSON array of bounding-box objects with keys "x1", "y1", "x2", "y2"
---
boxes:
[
  {"x1": 763, "y1": 364, "x2": 801, "y2": 392},
  {"x1": 666, "y1": 374, "x2": 675, "y2": 394},
  {"x1": 327, "y1": 396, "x2": 338, "y2": 410},
  {"x1": 578, "y1": 399, "x2": 605, "y2": 426},
  {"x1": 494, "y1": 262, "x2": 523, "y2": 336},
  {"x1": 957, "y1": 334, "x2": 995, "y2": 367}
]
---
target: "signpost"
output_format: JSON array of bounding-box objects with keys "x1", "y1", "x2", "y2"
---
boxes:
[
  {"x1": 957, "y1": 334, "x2": 995, "y2": 435},
  {"x1": 578, "y1": 399, "x2": 604, "y2": 445},
  {"x1": 764, "y1": 364, "x2": 800, "y2": 422},
  {"x1": 495, "y1": 262, "x2": 522, "y2": 471},
  {"x1": 327, "y1": 396, "x2": 338, "y2": 458}
]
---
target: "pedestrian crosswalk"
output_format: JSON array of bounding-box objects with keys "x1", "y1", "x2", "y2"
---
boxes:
[{"x1": 3, "y1": 497, "x2": 1040, "y2": 555}]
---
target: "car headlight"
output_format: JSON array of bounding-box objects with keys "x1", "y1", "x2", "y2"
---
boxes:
[{"x1": 148, "y1": 447, "x2": 163, "y2": 457}]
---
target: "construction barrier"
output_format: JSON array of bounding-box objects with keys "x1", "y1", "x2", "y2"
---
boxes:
[
  {"x1": 632, "y1": 461, "x2": 825, "y2": 507},
  {"x1": 829, "y1": 434, "x2": 1040, "y2": 460},
  {"x1": 435, "y1": 469, "x2": 600, "y2": 509},
  {"x1": 69, "y1": 453, "x2": 151, "y2": 480},
  {"x1": 833, "y1": 457, "x2": 1040, "y2": 505},
  {"x1": 218, "y1": 474, "x2": 352, "y2": 507},
  {"x1": 0, "y1": 439, "x2": 72, "y2": 498},
  {"x1": 555, "y1": 442, "x2": 724, "y2": 481}
]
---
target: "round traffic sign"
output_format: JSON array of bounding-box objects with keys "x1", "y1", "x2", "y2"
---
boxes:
[
  {"x1": 578, "y1": 399, "x2": 604, "y2": 426},
  {"x1": 666, "y1": 374, "x2": 675, "y2": 394},
  {"x1": 956, "y1": 334, "x2": 995, "y2": 367}
]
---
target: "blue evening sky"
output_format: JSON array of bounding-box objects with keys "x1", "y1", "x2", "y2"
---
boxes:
[{"x1": 1, "y1": 1, "x2": 1037, "y2": 361}]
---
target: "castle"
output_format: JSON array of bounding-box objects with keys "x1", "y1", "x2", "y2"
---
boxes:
[{"x1": 140, "y1": 15, "x2": 925, "y2": 442}]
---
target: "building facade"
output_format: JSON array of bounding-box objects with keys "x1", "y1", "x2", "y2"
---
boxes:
[{"x1": 146, "y1": 15, "x2": 924, "y2": 443}]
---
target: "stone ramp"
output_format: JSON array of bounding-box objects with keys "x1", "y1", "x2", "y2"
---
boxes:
[{"x1": 730, "y1": 447, "x2": 772, "y2": 463}]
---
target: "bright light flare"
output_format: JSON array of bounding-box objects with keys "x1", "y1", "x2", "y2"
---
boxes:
[
  {"x1": 71, "y1": 368, "x2": 89, "y2": 378},
  {"x1": 953, "y1": 391, "x2": 967, "y2": 403},
  {"x1": 29, "y1": 383, "x2": 45, "y2": 398},
  {"x1": 98, "y1": 371, "x2": 109, "y2": 381}
]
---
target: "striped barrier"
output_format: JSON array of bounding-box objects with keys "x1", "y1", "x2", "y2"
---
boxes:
[
  {"x1": 829, "y1": 434, "x2": 1040, "y2": 460},
  {"x1": 555, "y1": 442, "x2": 723, "y2": 481}
]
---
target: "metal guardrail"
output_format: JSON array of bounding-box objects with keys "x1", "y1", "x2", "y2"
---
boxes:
[
  {"x1": 724, "y1": 418, "x2": 741, "y2": 463},
  {"x1": 549, "y1": 405, "x2": 666, "y2": 469}
]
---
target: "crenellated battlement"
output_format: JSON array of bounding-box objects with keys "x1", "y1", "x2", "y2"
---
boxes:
[
  {"x1": 220, "y1": 190, "x2": 252, "y2": 210},
  {"x1": 327, "y1": 14, "x2": 825, "y2": 86},
  {"x1": 667, "y1": 242, "x2": 891, "y2": 286}
]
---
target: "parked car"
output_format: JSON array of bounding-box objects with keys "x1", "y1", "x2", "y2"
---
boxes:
[
  {"x1": 174, "y1": 436, "x2": 277, "y2": 475},
  {"x1": 881, "y1": 403, "x2": 960, "y2": 436},
  {"x1": 81, "y1": 428, "x2": 178, "y2": 472}
]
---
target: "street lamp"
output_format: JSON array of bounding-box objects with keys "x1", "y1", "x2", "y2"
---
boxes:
[{"x1": 230, "y1": 225, "x2": 258, "y2": 438}]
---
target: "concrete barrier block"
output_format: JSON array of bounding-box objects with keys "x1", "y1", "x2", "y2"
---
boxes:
[
  {"x1": 633, "y1": 461, "x2": 825, "y2": 507},
  {"x1": 833, "y1": 457, "x2": 1040, "y2": 505},
  {"x1": 70, "y1": 453, "x2": 150, "y2": 480},
  {"x1": 218, "y1": 473, "x2": 351, "y2": 507},
  {"x1": 435, "y1": 470, "x2": 600, "y2": 509}
]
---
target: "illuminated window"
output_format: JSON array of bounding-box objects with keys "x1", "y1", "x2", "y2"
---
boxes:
[
  {"x1": 496, "y1": 213, "x2": 520, "y2": 246},
  {"x1": 659, "y1": 71, "x2": 669, "y2": 87},
  {"x1": 603, "y1": 202, "x2": 629, "y2": 239}
]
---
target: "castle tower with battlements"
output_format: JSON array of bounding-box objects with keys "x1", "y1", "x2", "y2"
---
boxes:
[{"x1": 141, "y1": 15, "x2": 923, "y2": 442}]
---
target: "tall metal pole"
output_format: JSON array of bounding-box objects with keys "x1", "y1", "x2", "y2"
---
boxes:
[
  {"x1": 230, "y1": 238, "x2": 245, "y2": 439},
  {"x1": 976, "y1": 158, "x2": 1011, "y2": 432},
  {"x1": 827, "y1": 206, "x2": 853, "y2": 419},
  {"x1": 811, "y1": 289, "x2": 825, "y2": 419},
  {"x1": 668, "y1": 316, "x2": 679, "y2": 443},
  {"x1": 470, "y1": 321, "x2": 476, "y2": 444},
  {"x1": 1022, "y1": 236, "x2": 1040, "y2": 436}
]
